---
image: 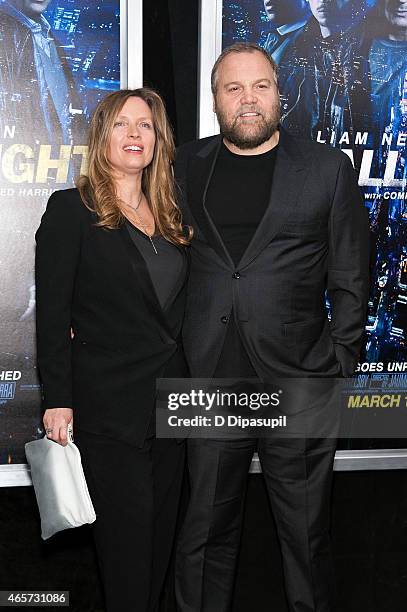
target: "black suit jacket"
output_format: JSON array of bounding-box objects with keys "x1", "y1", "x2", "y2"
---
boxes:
[
  {"x1": 175, "y1": 127, "x2": 370, "y2": 380},
  {"x1": 35, "y1": 189, "x2": 188, "y2": 446}
]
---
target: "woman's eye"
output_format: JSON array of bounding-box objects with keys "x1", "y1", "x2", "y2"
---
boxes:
[
  {"x1": 114, "y1": 121, "x2": 126, "y2": 127},
  {"x1": 141, "y1": 122, "x2": 152, "y2": 129}
]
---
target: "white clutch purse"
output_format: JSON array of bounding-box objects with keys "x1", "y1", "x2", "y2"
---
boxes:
[{"x1": 25, "y1": 424, "x2": 96, "y2": 540}]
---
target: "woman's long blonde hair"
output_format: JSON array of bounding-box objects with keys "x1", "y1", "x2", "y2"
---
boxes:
[{"x1": 77, "y1": 88, "x2": 192, "y2": 245}]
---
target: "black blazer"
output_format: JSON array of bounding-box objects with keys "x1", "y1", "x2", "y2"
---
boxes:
[
  {"x1": 35, "y1": 189, "x2": 188, "y2": 446},
  {"x1": 175, "y1": 127, "x2": 370, "y2": 379}
]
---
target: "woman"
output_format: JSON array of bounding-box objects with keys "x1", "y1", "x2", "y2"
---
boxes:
[{"x1": 35, "y1": 88, "x2": 192, "y2": 612}]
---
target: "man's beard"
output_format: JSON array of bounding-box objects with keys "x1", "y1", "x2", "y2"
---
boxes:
[{"x1": 215, "y1": 103, "x2": 280, "y2": 150}]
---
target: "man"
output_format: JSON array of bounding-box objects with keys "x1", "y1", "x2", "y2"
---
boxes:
[
  {"x1": 174, "y1": 43, "x2": 369, "y2": 611},
  {"x1": 276, "y1": 0, "x2": 369, "y2": 145},
  {"x1": 263, "y1": 0, "x2": 309, "y2": 63},
  {"x1": 0, "y1": 0, "x2": 84, "y2": 143}
]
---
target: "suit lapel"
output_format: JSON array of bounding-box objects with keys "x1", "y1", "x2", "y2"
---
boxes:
[
  {"x1": 187, "y1": 128, "x2": 310, "y2": 271},
  {"x1": 188, "y1": 135, "x2": 234, "y2": 268},
  {"x1": 238, "y1": 128, "x2": 309, "y2": 270}
]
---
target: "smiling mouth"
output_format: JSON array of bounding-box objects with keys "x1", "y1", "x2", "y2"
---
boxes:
[
  {"x1": 239, "y1": 112, "x2": 261, "y2": 118},
  {"x1": 123, "y1": 145, "x2": 144, "y2": 152}
]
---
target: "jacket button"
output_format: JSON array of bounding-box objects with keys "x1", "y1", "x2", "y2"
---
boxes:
[
  {"x1": 221, "y1": 315, "x2": 229, "y2": 324},
  {"x1": 232, "y1": 272, "x2": 241, "y2": 279}
]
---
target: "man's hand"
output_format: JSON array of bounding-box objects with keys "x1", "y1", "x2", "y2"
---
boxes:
[{"x1": 43, "y1": 408, "x2": 73, "y2": 447}]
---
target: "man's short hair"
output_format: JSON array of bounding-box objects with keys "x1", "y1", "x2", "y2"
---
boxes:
[{"x1": 211, "y1": 42, "x2": 279, "y2": 96}]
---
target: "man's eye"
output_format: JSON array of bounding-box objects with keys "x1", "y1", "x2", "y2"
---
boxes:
[{"x1": 228, "y1": 86, "x2": 239, "y2": 92}]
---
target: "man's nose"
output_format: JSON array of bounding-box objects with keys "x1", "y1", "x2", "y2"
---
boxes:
[{"x1": 240, "y1": 88, "x2": 258, "y2": 105}]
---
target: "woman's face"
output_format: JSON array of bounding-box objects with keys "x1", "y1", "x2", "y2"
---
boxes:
[{"x1": 108, "y1": 97, "x2": 156, "y2": 177}]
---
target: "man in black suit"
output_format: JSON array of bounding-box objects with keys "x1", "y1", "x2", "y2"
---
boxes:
[{"x1": 174, "y1": 42, "x2": 369, "y2": 611}]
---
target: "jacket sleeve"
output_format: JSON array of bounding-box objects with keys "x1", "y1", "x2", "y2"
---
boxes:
[
  {"x1": 327, "y1": 154, "x2": 370, "y2": 377},
  {"x1": 35, "y1": 190, "x2": 82, "y2": 409}
]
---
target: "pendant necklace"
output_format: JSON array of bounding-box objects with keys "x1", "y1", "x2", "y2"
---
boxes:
[{"x1": 126, "y1": 192, "x2": 158, "y2": 255}]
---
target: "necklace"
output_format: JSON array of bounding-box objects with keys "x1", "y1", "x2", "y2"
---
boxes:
[
  {"x1": 133, "y1": 209, "x2": 158, "y2": 255},
  {"x1": 125, "y1": 193, "x2": 158, "y2": 255},
  {"x1": 126, "y1": 189, "x2": 143, "y2": 211}
]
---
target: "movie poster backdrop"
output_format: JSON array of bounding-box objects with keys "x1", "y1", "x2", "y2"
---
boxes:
[{"x1": 0, "y1": 0, "x2": 120, "y2": 464}]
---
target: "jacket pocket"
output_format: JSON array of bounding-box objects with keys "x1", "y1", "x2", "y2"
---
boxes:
[{"x1": 283, "y1": 316, "x2": 327, "y2": 346}]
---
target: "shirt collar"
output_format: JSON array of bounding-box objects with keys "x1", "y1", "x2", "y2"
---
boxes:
[{"x1": 276, "y1": 19, "x2": 307, "y2": 36}]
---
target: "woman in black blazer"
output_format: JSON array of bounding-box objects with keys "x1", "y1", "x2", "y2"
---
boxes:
[{"x1": 35, "y1": 88, "x2": 191, "y2": 612}]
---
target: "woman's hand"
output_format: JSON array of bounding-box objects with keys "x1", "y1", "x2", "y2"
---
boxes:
[{"x1": 43, "y1": 408, "x2": 73, "y2": 447}]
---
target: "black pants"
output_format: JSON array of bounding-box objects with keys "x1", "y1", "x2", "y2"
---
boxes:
[
  {"x1": 74, "y1": 428, "x2": 185, "y2": 612},
  {"x1": 175, "y1": 437, "x2": 337, "y2": 612}
]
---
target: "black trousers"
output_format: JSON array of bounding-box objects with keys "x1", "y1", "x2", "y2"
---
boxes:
[
  {"x1": 175, "y1": 437, "x2": 337, "y2": 612},
  {"x1": 74, "y1": 428, "x2": 185, "y2": 612}
]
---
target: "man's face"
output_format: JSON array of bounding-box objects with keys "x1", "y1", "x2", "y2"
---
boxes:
[
  {"x1": 8, "y1": 0, "x2": 51, "y2": 19},
  {"x1": 213, "y1": 51, "x2": 280, "y2": 150},
  {"x1": 308, "y1": 0, "x2": 346, "y2": 26},
  {"x1": 384, "y1": 0, "x2": 407, "y2": 29},
  {"x1": 263, "y1": 0, "x2": 308, "y2": 25}
]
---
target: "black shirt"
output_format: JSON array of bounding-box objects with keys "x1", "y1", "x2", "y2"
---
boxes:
[
  {"x1": 205, "y1": 142, "x2": 278, "y2": 265},
  {"x1": 126, "y1": 222, "x2": 185, "y2": 311},
  {"x1": 205, "y1": 142, "x2": 278, "y2": 377}
]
